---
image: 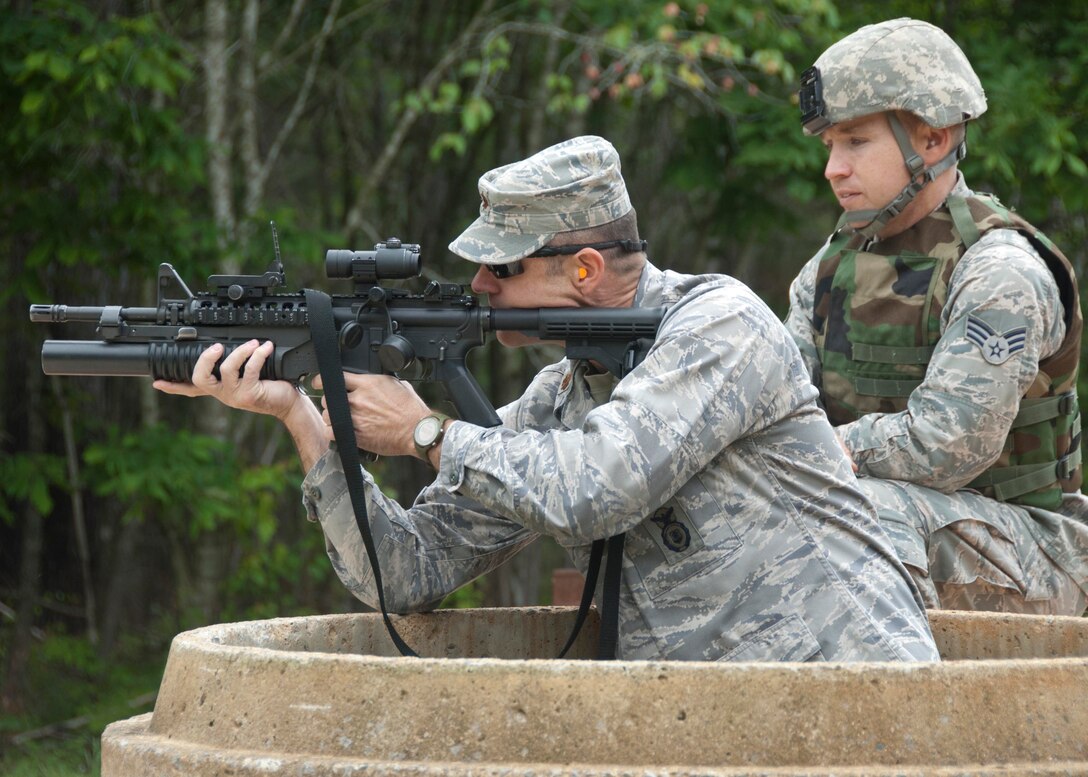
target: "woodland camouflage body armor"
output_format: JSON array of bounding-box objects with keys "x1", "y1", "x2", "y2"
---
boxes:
[{"x1": 812, "y1": 193, "x2": 1082, "y2": 509}]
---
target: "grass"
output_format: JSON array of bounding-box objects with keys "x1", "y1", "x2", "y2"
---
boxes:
[
  {"x1": 0, "y1": 735, "x2": 102, "y2": 777},
  {"x1": 1, "y1": 628, "x2": 166, "y2": 777}
]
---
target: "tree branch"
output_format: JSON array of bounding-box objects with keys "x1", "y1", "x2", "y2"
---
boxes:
[
  {"x1": 258, "y1": 0, "x2": 307, "y2": 70},
  {"x1": 247, "y1": 0, "x2": 343, "y2": 218},
  {"x1": 240, "y1": 0, "x2": 261, "y2": 220},
  {"x1": 343, "y1": 0, "x2": 498, "y2": 238}
]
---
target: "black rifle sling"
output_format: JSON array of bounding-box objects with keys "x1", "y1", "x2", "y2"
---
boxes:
[
  {"x1": 598, "y1": 533, "x2": 625, "y2": 660},
  {"x1": 305, "y1": 288, "x2": 622, "y2": 660},
  {"x1": 557, "y1": 537, "x2": 604, "y2": 658},
  {"x1": 556, "y1": 532, "x2": 624, "y2": 660},
  {"x1": 304, "y1": 289, "x2": 419, "y2": 658}
]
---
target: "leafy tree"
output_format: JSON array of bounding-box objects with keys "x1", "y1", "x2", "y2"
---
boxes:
[
  {"x1": 0, "y1": 0, "x2": 211, "y2": 717},
  {"x1": 1, "y1": 0, "x2": 208, "y2": 300}
]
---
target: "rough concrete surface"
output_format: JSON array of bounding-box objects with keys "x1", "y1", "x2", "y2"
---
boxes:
[{"x1": 101, "y1": 607, "x2": 1088, "y2": 776}]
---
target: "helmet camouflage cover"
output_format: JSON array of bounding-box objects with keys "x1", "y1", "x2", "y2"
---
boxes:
[{"x1": 801, "y1": 17, "x2": 987, "y2": 135}]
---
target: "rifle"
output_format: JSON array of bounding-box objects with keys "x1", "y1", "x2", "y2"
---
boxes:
[
  {"x1": 31, "y1": 237, "x2": 662, "y2": 660},
  {"x1": 29, "y1": 238, "x2": 666, "y2": 427}
]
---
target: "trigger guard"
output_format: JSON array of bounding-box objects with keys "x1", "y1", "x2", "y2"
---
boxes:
[{"x1": 298, "y1": 373, "x2": 322, "y2": 397}]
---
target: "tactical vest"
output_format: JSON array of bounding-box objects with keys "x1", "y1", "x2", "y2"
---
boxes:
[{"x1": 811, "y1": 193, "x2": 1082, "y2": 510}]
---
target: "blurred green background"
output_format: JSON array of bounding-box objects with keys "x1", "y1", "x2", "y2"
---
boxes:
[{"x1": 2, "y1": 0, "x2": 1086, "y2": 773}]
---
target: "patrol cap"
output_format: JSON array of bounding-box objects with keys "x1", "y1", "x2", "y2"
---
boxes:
[
  {"x1": 801, "y1": 17, "x2": 987, "y2": 135},
  {"x1": 448, "y1": 135, "x2": 633, "y2": 265}
]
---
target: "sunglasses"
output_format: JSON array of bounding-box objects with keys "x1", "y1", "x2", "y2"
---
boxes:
[
  {"x1": 484, "y1": 239, "x2": 647, "y2": 279},
  {"x1": 486, "y1": 260, "x2": 524, "y2": 279}
]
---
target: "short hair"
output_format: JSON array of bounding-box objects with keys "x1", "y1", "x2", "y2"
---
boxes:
[
  {"x1": 540, "y1": 209, "x2": 644, "y2": 275},
  {"x1": 896, "y1": 110, "x2": 967, "y2": 151}
]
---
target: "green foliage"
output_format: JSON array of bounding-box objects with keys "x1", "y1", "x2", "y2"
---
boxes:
[
  {"x1": 440, "y1": 580, "x2": 485, "y2": 609},
  {"x1": 77, "y1": 421, "x2": 334, "y2": 622},
  {"x1": 0, "y1": 453, "x2": 67, "y2": 525},
  {"x1": 82, "y1": 422, "x2": 293, "y2": 536},
  {"x1": 222, "y1": 510, "x2": 336, "y2": 622},
  {"x1": 568, "y1": 0, "x2": 836, "y2": 107},
  {"x1": 34, "y1": 633, "x2": 101, "y2": 677},
  {"x1": 0, "y1": 626, "x2": 165, "y2": 776},
  {"x1": 461, "y1": 95, "x2": 495, "y2": 134},
  {"x1": 85, "y1": 424, "x2": 242, "y2": 534},
  {"x1": 405, "y1": 0, "x2": 838, "y2": 168},
  {"x1": 573, "y1": 0, "x2": 843, "y2": 247},
  {"x1": 965, "y1": 13, "x2": 1088, "y2": 228},
  {"x1": 0, "y1": 738, "x2": 101, "y2": 777},
  {"x1": 0, "y1": 0, "x2": 209, "y2": 302}
]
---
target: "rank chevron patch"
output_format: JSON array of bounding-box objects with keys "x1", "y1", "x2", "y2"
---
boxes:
[{"x1": 965, "y1": 314, "x2": 1027, "y2": 365}]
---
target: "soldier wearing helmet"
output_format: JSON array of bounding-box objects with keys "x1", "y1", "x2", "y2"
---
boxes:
[{"x1": 785, "y1": 18, "x2": 1088, "y2": 615}]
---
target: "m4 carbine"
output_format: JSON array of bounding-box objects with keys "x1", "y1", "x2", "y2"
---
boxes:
[{"x1": 29, "y1": 239, "x2": 666, "y2": 427}]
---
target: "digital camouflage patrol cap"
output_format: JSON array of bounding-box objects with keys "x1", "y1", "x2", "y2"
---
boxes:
[
  {"x1": 800, "y1": 17, "x2": 987, "y2": 135},
  {"x1": 448, "y1": 135, "x2": 633, "y2": 265}
]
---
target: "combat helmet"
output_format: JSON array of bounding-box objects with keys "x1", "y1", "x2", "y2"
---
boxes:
[{"x1": 799, "y1": 18, "x2": 987, "y2": 238}]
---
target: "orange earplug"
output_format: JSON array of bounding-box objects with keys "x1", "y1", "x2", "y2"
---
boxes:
[{"x1": 578, "y1": 267, "x2": 587, "y2": 280}]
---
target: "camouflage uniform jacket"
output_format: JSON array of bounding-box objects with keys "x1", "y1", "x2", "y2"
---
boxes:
[
  {"x1": 785, "y1": 175, "x2": 1088, "y2": 591},
  {"x1": 303, "y1": 262, "x2": 939, "y2": 662}
]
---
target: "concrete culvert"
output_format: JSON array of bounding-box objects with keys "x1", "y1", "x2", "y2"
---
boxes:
[{"x1": 102, "y1": 607, "x2": 1088, "y2": 776}]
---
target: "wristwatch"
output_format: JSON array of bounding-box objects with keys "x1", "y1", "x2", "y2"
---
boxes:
[{"x1": 412, "y1": 412, "x2": 451, "y2": 461}]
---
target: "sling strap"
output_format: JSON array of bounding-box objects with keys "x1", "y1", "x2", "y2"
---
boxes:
[
  {"x1": 305, "y1": 288, "x2": 623, "y2": 659},
  {"x1": 305, "y1": 288, "x2": 418, "y2": 656}
]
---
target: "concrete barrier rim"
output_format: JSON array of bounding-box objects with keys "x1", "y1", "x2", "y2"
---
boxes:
[
  {"x1": 167, "y1": 632, "x2": 1088, "y2": 676},
  {"x1": 165, "y1": 608, "x2": 1088, "y2": 675}
]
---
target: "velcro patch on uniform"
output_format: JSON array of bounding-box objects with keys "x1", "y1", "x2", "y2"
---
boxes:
[
  {"x1": 965, "y1": 314, "x2": 1026, "y2": 366},
  {"x1": 651, "y1": 505, "x2": 692, "y2": 552},
  {"x1": 641, "y1": 499, "x2": 704, "y2": 564}
]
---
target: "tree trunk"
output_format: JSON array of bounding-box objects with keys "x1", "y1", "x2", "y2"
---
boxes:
[
  {"x1": 186, "y1": 0, "x2": 237, "y2": 625},
  {"x1": 526, "y1": 0, "x2": 571, "y2": 154},
  {"x1": 99, "y1": 278, "x2": 163, "y2": 656},
  {"x1": 205, "y1": 0, "x2": 236, "y2": 258},
  {"x1": 97, "y1": 518, "x2": 141, "y2": 658},
  {"x1": 1, "y1": 369, "x2": 45, "y2": 714},
  {"x1": 50, "y1": 377, "x2": 98, "y2": 646}
]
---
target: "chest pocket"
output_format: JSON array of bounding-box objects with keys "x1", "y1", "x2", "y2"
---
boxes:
[
  {"x1": 626, "y1": 474, "x2": 742, "y2": 601},
  {"x1": 815, "y1": 248, "x2": 948, "y2": 423}
]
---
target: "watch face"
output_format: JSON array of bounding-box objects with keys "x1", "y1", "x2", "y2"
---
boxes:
[{"x1": 414, "y1": 415, "x2": 442, "y2": 446}]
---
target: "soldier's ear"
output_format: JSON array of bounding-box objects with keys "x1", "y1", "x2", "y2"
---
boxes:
[
  {"x1": 922, "y1": 126, "x2": 953, "y2": 162},
  {"x1": 572, "y1": 248, "x2": 605, "y2": 288}
]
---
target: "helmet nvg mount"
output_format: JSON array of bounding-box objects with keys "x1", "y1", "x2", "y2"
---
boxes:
[{"x1": 800, "y1": 18, "x2": 987, "y2": 238}]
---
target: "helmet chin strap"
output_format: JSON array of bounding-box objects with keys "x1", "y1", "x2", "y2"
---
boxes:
[{"x1": 838, "y1": 113, "x2": 967, "y2": 240}]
